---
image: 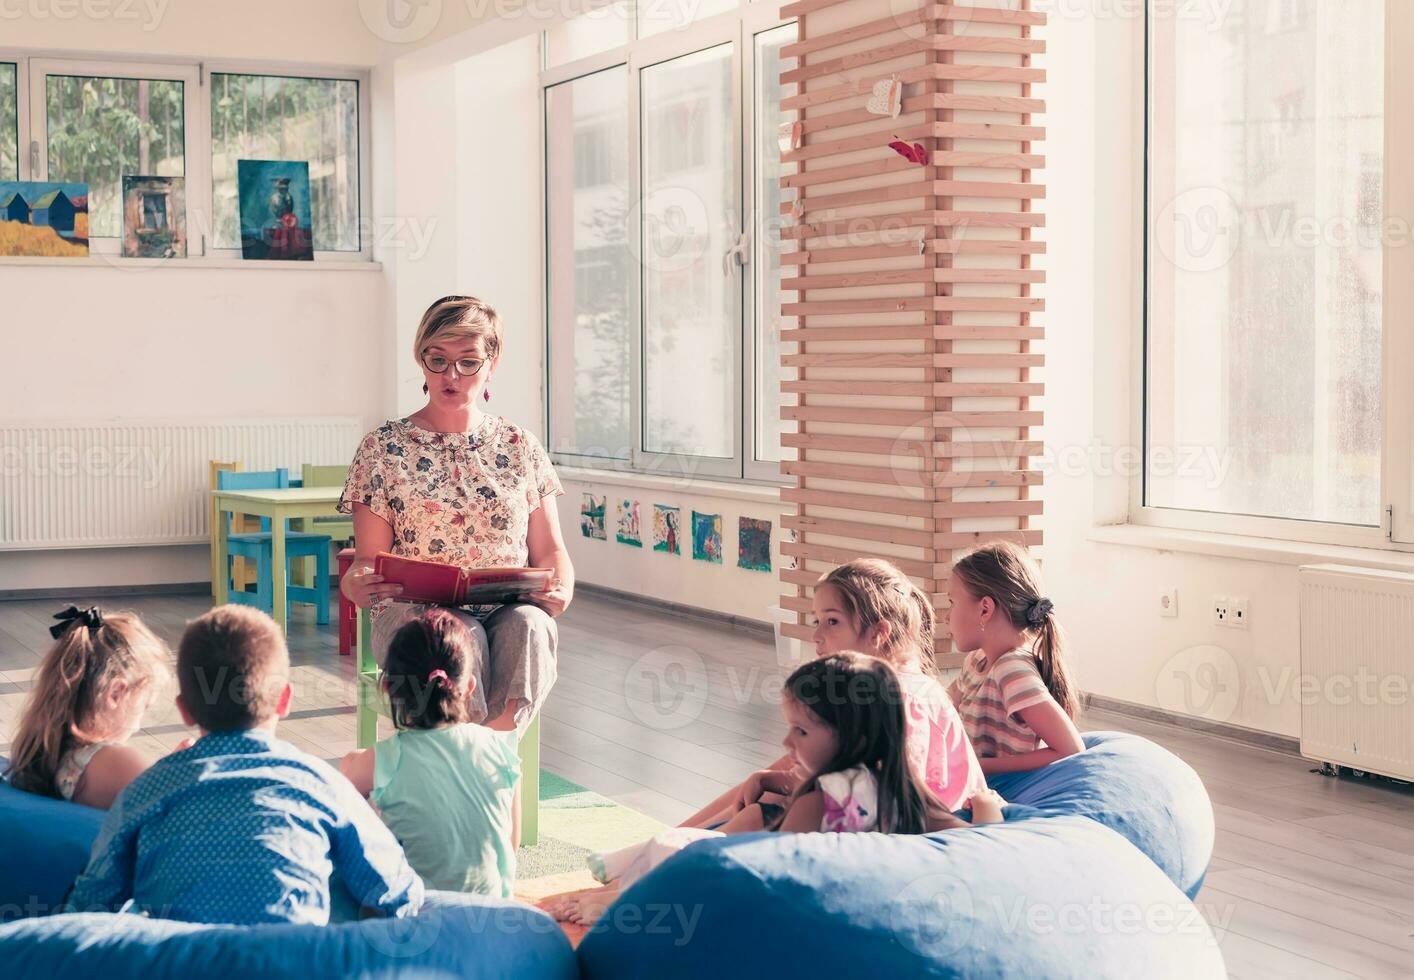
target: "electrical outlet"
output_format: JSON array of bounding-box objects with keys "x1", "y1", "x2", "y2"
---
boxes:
[
  {"x1": 1213, "y1": 596, "x2": 1231, "y2": 626},
  {"x1": 1231, "y1": 597, "x2": 1249, "y2": 629},
  {"x1": 1159, "y1": 589, "x2": 1179, "y2": 618}
]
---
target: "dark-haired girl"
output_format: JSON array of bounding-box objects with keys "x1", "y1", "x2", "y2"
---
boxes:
[
  {"x1": 340, "y1": 609, "x2": 521, "y2": 896},
  {"x1": 946, "y1": 541, "x2": 1085, "y2": 774},
  {"x1": 550, "y1": 653, "x2": 1004, "y2": 926}
]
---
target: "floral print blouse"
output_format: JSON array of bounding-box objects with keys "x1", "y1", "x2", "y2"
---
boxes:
[{"x1": 338, "y1": 416, "x2": 563, "y2": 615}]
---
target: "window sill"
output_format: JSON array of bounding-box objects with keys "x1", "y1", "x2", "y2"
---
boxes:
[
  {"x1": 1087, "y1": 523, "x2": 1414, "y2": 572},
  {"x1": 557, "y1": 465, "x2": 783, "y2": 505},
  {"x1": 0, "y1": 256, "x2": 382, "y2": 272}
]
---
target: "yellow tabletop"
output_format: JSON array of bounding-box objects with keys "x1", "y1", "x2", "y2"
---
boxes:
[{"x1": 210, "y1": 486, "x2": 345, "y2": 633}]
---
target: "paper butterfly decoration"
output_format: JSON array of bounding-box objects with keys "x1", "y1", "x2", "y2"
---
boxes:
[
  {"x1": 888, "y1": 138, "x2": 928, "y2": 166},
  {"x1": 790, "y1": 196, "x2": 805, "y2": 219},
  {"x1": 865, "y1": 77, "x2": 902, "y2": 119},
  {"x1": 778, "y1": 120, "x2": 804, "y2": 155}
]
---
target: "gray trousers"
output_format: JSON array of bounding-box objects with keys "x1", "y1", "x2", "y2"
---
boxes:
[{"x1": 371, "y1": 602, "x2": 557, "y2": 736}]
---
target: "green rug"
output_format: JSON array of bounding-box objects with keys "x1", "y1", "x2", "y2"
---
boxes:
[{"x1": 516, "y1": 770, "x2": 665, "y2": 880}]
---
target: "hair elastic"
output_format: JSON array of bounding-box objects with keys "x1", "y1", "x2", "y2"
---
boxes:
[
  {"x1": 50, "y1": 605, "x2": 103, "y2": 640},
  {"x1": 1025, "y1": 597, "x2": 1054, "y2": 628},
  {"x1": 427, "y1": 668, "x2": 450, "y2": 688}
]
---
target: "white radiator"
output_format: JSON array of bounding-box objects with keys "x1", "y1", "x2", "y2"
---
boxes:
[
  {"x1": 0, "y1": 418, "x2": 364, "y2": 551},
  {"x1": 1299, "y1": 563, "x2": 1414, "y2": 781}
]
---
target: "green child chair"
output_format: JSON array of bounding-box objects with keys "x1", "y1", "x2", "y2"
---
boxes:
[
  {"x1": 291, "y1": 464, "x2": 355, "y2": 590},
  {"x1": 356, "y1": 607, "x2": 540, "y2": 846}
]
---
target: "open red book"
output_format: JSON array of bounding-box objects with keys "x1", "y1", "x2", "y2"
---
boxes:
[{"x1": 373, "y1": 552, "x2": 554, "y2": 606}]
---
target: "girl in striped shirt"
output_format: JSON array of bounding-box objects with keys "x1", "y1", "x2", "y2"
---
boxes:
[{"x1": 946, "y1": 542, "x2": 1085, "y2": 774}]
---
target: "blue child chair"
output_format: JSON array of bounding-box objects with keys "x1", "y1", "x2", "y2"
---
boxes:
[{"x1": 217, "y1": 468, "x2": 332, "y2": 625}]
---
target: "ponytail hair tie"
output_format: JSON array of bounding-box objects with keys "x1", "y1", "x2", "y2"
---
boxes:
[
  {"x1": 1025, "y1": 598, "x2": 1054, "y2": 628},
  {"x1": 51, "y1": 605, "x2": 104, "y2": 640},
  {"x1": 427, "y1": 668, "x2": 450, "y2": 689}
]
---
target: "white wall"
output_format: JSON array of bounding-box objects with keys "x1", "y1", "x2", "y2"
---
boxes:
[
  {"x1": 560, "y1": 475, "x2": 786, "y2": 625},
  {"x1": 0, "y1": 0, "x2": 383, "y2": 66},
  {"x1": 451, "y1": 33, "x2": 544, "y2": 431},
  {"x1": 1, "y1": 3, "x2": 394, "y2": 591}
]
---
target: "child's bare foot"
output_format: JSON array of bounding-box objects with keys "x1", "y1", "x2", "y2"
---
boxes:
[
  {"x1": 969, "y1": 788, "x2": 1006, "y2": 825},
  {"x1": 549, "y1": 884, "x2": 618, "y2": 926},
  {"x1": 546, "y1": 884, "x2": 615, "y2": 920}
]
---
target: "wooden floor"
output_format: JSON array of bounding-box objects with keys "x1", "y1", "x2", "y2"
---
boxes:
[{"x1": 2, "y1": 590, "x2": 1412, "y2": 977}]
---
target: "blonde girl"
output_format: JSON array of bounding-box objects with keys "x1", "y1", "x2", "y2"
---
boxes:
[
  {"x1": 5, "y1": 605, "x2": 171, "y2": 808},
  {"x1": 946, "y1": 541, "x2": 1084, "y2": 774}
]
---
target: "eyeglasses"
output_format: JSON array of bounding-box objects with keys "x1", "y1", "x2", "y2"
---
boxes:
[{"x1": 422, "y1": 353, "x2": 486, "y2": 376}]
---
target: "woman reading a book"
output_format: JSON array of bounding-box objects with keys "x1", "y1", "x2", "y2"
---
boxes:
[{"x1": 337, "y1": 295, "x2": 573, "y2": 736}]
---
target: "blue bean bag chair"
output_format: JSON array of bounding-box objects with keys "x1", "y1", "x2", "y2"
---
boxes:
[
  {"x1": 985, "y1": 730, "x2": 1214, "y2": 899},
  {"x1": 577, "y1": 731, "x2": 1222, "y2": 979},
  {"x1": 0, "y1": 764, "x2": 575, "y2": 978},
  {"x1": 0, "y1": 893, "x2": 576, "y2": 979},
  {"x1": 0, "y1": 775, "x2": 103, "y2": 921}
]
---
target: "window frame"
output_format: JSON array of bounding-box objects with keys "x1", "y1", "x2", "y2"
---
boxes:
[
  {"x1": 1135, "y1": 0, "x2": 1414, "y2": 551},
  {"x1": 2, "y1": 51, "x2": 370, "y2": 264},
  {"x1": 540, "y1": 0, "x2": 795, "y2": 486},
  {"x1": 542, "y1": 57, "x2": 636, "y2": 469},
  {"x1": 743, "y1": 19, "x2": 797, "y2": 484},
  {"x1": 203, "y1": 60, "x2": 371, "y2": 262},
  {"x1": 633, "y1": 23, "x2": 744, "y2": 482},
  {"x1": 0, "y1": 57, "x2": 21, "y2": 182},
  {"x1": 27, "y1": 56, "x2": 203, "y2": 257}
]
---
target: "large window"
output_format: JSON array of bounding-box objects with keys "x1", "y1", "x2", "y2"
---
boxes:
[
  {"x1": 546, "y1": 66, "x2": 632, "y2": 460},
  {"x1": 2, "y1": 56, "x2": 364, "y2": 260},
  {"x1": 640, "y1": 44, "x2": 736, "y2": 460},
  {"x1": 211, "y1": 73, "x2": 361, "y2": 253},
  {"x1": 1, "y1": 63, "x2": 16, "y2": 181},
  {"x1": 43, "y1": 73, "x2": 186, "y2": 239},
  {"x1": 1144, "y1": 0, "x2": 1408, "y2": 544},
  {"x1": 543, "y1": 3, "x2": 796, "y2": 480}
]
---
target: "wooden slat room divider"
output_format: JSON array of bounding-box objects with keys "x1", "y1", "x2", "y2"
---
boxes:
[{"x1": 776, "y1": 0, "x2": 1046, "y2": 666}]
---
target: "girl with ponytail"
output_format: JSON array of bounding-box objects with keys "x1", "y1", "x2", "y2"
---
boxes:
[
  {"x1": 339, "y1": 609, "x2": 522, "y2": 897},
  {"x1": 5, "y1": 606, "x2": 170, "y2": 808},
  {"x1": 946, "y1": 541, "x2": 1084, "y2": 773}
]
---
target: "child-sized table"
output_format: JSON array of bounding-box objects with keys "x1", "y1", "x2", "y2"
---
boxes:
[{"x1": 210, "y1": 486, "x2": 344, "y2": 634}]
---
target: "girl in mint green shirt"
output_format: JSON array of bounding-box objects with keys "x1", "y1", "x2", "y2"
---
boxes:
[{"x1": 342, "y1": 610, "x2": 522, "y2": 896}]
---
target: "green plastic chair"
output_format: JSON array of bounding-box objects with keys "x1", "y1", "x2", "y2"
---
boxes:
[
  {"x1": 356, "y1": 607, "x2": 540, "y2": 846},
  {"x1": 298, "y1": 464, "x2": 355, "y2": 542},
  {"x1": 293, "y1": 464, "x2": 354, "y2": 589}
]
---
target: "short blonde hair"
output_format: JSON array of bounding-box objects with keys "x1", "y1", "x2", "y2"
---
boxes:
[{"x1": 413, "y1": 295, "x2": 503, "y2": 363}]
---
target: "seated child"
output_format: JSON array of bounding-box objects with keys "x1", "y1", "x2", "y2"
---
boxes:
[
  {"x1": 680, "y1": 558, "x2": 986, "y2": 830},
  {"x1": 551, "y1": 653, "x2": 1004, "y2": 926},
  {"x1": 5, "y1": 605, "x2": 170, "y2": 809},
  {"x1": 946, "y1": 542, "x2": 1085, "y2": 773},
  {"x1": 66, "y1": 604, "x2": 424, "y2": 925},
  {"x1": 341, "y1": 610, "x2": 521, "y2": 896}
]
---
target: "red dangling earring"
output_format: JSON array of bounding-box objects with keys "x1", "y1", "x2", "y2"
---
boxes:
[
  {"x1": 422, "y1": 383, "x2": 429, "y2": 394},
  {"x1": 483, "y1": 386, "x2": 490, "y2": 403}
]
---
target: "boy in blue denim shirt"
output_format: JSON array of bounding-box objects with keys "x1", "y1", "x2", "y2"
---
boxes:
[{"x1": 68, "y1": 605, "x2": 424, "y2": 924}]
